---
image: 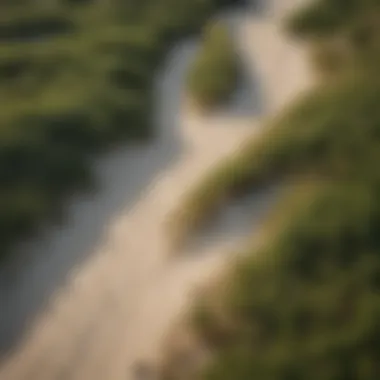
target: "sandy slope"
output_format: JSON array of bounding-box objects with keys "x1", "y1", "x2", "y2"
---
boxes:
[{"x1": 0, "y1": 1, "x2": 312, "y2": 379}]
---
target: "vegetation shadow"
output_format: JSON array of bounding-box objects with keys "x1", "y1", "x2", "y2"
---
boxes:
[{"x1": 184, "y1": 184, "x2": 279, "y2": 255}]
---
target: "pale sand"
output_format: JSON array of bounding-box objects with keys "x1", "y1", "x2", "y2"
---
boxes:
[{"x1": 0, "y1": 1, "x2": 313, "y2": 379}]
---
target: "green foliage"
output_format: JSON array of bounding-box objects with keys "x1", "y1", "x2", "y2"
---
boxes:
[
  {"x1": 286, "y1": 0, "x2": 379, "y2": 38},
  {"x1": 186, "y1": 19, "x2": 238, "y2": 110},
  {"x1": 286, "y1": 0, "x2": 380, "y2": 76},
  {"x1": 199, "y1": 181, "x2": 380, "y2": 380}
]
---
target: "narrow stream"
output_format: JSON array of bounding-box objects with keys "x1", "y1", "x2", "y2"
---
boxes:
[{"x1": 0, "y1": 2, "x2": 275, "y2": 373}]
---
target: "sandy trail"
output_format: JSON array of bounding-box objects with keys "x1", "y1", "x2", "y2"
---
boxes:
[{"x1": 0, "y1": 1, "x2": 312, "y2": 379}]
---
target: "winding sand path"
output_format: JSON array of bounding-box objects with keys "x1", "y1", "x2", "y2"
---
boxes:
[{"x1": 0, "y1": 1, "x2": 312, "y2": 379}]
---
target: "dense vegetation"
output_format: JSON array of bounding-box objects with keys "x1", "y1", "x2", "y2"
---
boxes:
[
  {"x1": 165, "y1": 0, "x2": 380, "y2": 379},
  {"x1": 0, "y1": 0, "x2": 241, "y2": 260},
  {"x1": 186, "y1": 19, "x2": 238, "y2": 111}
]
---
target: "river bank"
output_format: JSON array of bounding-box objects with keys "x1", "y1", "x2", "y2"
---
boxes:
[{"x1": 0, "y1": 1, "x2": 313, "y2": 379}]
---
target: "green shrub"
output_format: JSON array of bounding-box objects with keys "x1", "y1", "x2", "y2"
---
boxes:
[
  {"x1": 186, "y1": 20, "x2": 238, "y2": 110},
  {"x1": 0, "y1": 13, "x2": 75, "y2": 41},
  {"x1": 286, "y1": 0, "x2": 380, "y2": 76}
]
